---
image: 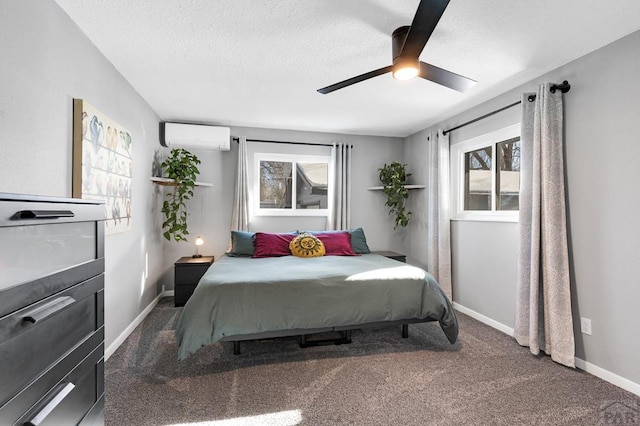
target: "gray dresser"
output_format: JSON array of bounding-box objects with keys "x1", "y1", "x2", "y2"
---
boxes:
[{"x1": 0, "y1": 193, "x2": 105, "y2": 425}]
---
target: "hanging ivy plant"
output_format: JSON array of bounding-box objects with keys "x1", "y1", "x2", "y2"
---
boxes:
[
  {"x1": 379, "y1": 161, "x2": 412, "y2": 229},
  {"x1": 161, "y1": 148, "x2": 201, "y2": 242}
]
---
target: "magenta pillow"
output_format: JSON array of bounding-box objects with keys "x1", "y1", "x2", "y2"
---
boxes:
[
  {"x1": 314, "y1": 232, "x2": 357, "y2": 256},
  {"x1": 253, "y1": 232, "x2": 296, "y2": 258}
]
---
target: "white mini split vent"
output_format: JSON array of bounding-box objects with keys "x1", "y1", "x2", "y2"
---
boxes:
[{"x1": 160, "y1": 122, "x2": 231, "y2": 151}]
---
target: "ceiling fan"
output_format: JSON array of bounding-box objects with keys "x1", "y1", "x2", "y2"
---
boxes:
[{"x1": 317, "y1": 0, "x2": 476, "y2": 94}]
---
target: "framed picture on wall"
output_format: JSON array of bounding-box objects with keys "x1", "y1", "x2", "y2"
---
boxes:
[{"x1": 72, "y1": 98, "x2": 132, "y2": 235}]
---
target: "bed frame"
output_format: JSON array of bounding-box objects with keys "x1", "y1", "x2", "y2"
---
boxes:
[{"x1": 220, "y1": 318, "x2": 434, "y2": 355}]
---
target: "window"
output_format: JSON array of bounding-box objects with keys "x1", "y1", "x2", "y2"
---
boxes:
[
  {"x1": 254, "y1": 153, "x2": 331, "y2": 216},
  {"x1": 451, "y1": 124, "x2": 520, "y2": 221}
]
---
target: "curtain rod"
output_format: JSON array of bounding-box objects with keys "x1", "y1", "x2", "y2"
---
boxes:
[
  {"x1": 232, "y1": 137, "x2": 347, "y2": 148},
  {"x1": 442, "y1": 80, "x2": 571, "y2": 135}
]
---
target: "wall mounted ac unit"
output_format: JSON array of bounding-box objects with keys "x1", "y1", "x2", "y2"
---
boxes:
[{"x1": 160, "y1": 122, "x2": 231, "y2": 151}]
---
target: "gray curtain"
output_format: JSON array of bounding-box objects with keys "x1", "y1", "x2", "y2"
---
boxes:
[
  {"x1": 230, "y1": 136, "x2": 249, "y2": 233},
  {"x1": 328, "y1": 143, "x2": 352, "y2": 230},
  {"x1": 514, "y1": 84, "x2": 575, "y2": 368},
  {"x1": 427, "y1": 130, "x2": 452, "y2": 299}
]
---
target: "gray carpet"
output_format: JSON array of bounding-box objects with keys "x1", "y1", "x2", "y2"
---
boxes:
[{"x1": 105, "y1": 298, "x2": 639, "y2": 425}]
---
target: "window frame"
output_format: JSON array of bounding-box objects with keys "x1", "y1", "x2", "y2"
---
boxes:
[
  {"x1": 253, "y1": 152, "x2": 333, "y2": 217},
  {"x1": 450, "y1": 124, "x2": 521, "y2": 222}
]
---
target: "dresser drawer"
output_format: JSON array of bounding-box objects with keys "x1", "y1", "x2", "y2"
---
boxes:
[
  {"x1": 0, "y1": 331, "x2": 103, "y2": 425},
  {"x1": 0, "y1": 275, "x2": 103, "y2": 407},
  {"x1": 175, "y1": 264, "x2": 211, "y2": 285},
  {"x1": 0, "y1": 200, "x2": 102, "y2": 293},
  {"x1": 17, "y1": 345, "x2": 103, "y2": 426}
]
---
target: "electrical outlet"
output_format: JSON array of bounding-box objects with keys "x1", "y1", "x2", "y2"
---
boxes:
[{"x1": 581, "y1": 317, "x2": 592, "y2": 335}]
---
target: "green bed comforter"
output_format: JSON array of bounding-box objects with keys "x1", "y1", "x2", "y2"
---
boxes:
[{"x1": 175, "y1": 254, "x2": 458, "y2": 360}]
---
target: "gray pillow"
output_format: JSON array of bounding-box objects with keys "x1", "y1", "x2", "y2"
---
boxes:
[
  {"x1": 227, "y1": 231, "x2": 255, "y2": 257},
  {"x1": 349, "y1": 227, "x2": 370, "y2": 254}
]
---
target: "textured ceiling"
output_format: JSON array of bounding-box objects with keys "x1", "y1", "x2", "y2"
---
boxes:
[{"x1": 55, "y1": 0, "x2": 640, "y2": 137}]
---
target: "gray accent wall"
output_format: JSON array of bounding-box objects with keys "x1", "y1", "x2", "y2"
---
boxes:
[
  {"x1": 0, "y1": 1, "x2": 164, "y2": 351},
  {"x1": 404, "y1": 30, "x2": 640, "y2": 385}
]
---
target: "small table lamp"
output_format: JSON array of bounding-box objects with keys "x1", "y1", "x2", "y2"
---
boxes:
[{"x1": 193, "y1": 236, "x2": 204, "y2": 258}]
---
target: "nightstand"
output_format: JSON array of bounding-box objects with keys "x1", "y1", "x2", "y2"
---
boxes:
[
  {"x1": 371, "y1": 251, "x2": 406, "y2": 263},
  {"x1": 174, "y1": 256, "x2": 214, "y2": 307}
]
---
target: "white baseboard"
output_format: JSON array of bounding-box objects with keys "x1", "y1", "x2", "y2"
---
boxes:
[
  {"x1": 105, "y1": 291, "x2": 164, "y2": 361},
  {"x1": 452, "y1": 302, "x2": 515, "y2": 336},
  {"x1": 164, "y1": 290, "x2": 174, "y2": 296},
  {"x1": 453, "y1": 302, "x2": 640, "y2": 397},
  {"x1": 575, "y1": 357, "x2": 640, "y2": 397}
]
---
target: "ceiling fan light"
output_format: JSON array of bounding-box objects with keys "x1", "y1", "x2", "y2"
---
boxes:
[
  {"x1": 393, "y1": 65, "x2": 419, "y2": 80},
  {"x1": 392, "y1": 58, "x2": 420, "y2": 80}
]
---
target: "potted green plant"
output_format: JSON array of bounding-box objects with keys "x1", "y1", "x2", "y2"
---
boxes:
[
  {"x1": 161, "y1": 148, "x2": 201, "y2": 241},
  {"x1": 379, "y1": 161, "x2": 412, "y2": 229}
]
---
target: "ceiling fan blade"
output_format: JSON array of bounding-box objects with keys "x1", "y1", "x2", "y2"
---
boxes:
[
  {"x1": 419, "y1": 61, "x2": 476, "y2": 92},
  {"x1": 400, "y1": 0, "x2": 450, "y2": 59},
  {"x1": 317, "y1": 65, "x2": 393, "y2": 94}
]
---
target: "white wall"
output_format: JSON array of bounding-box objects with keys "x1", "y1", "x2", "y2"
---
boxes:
[
  {"x1": 160, "y1": 125, "x2": 405, "y2": 290},
  {"x1": 404, "y1": 29, "x2": 640, "y2": 386},
  {"x1": 0, "y1": 1, "x2": 164, "y2": 351}
]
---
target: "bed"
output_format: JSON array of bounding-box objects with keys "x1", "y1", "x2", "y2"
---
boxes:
[{"x1": 175, "y1": 253, "x2": 458, "y2": 360}]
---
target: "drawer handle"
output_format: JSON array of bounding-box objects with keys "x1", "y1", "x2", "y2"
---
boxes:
[
  {"x1": 26, "y1": 382, "x2": 76, "y2": 426},
  {"x1": 11, "y1": 210, "x2": 75, "y2": 220},
  {"x1": 22, "y1": 296, "x2": 76, "y2": 324}
]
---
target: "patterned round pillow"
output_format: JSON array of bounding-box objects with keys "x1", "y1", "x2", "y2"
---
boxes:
[{"x1": 289, "y1": 233, "x2": 325, "y2": 258}]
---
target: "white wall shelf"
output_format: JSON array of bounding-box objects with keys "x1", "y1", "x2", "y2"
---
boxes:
[
  {"x1": 367, "y1": 184, "x2": 425, "y2": 191},
  {"x1": 150, "y1": 177, "x2": 212, "y2": 187}
]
